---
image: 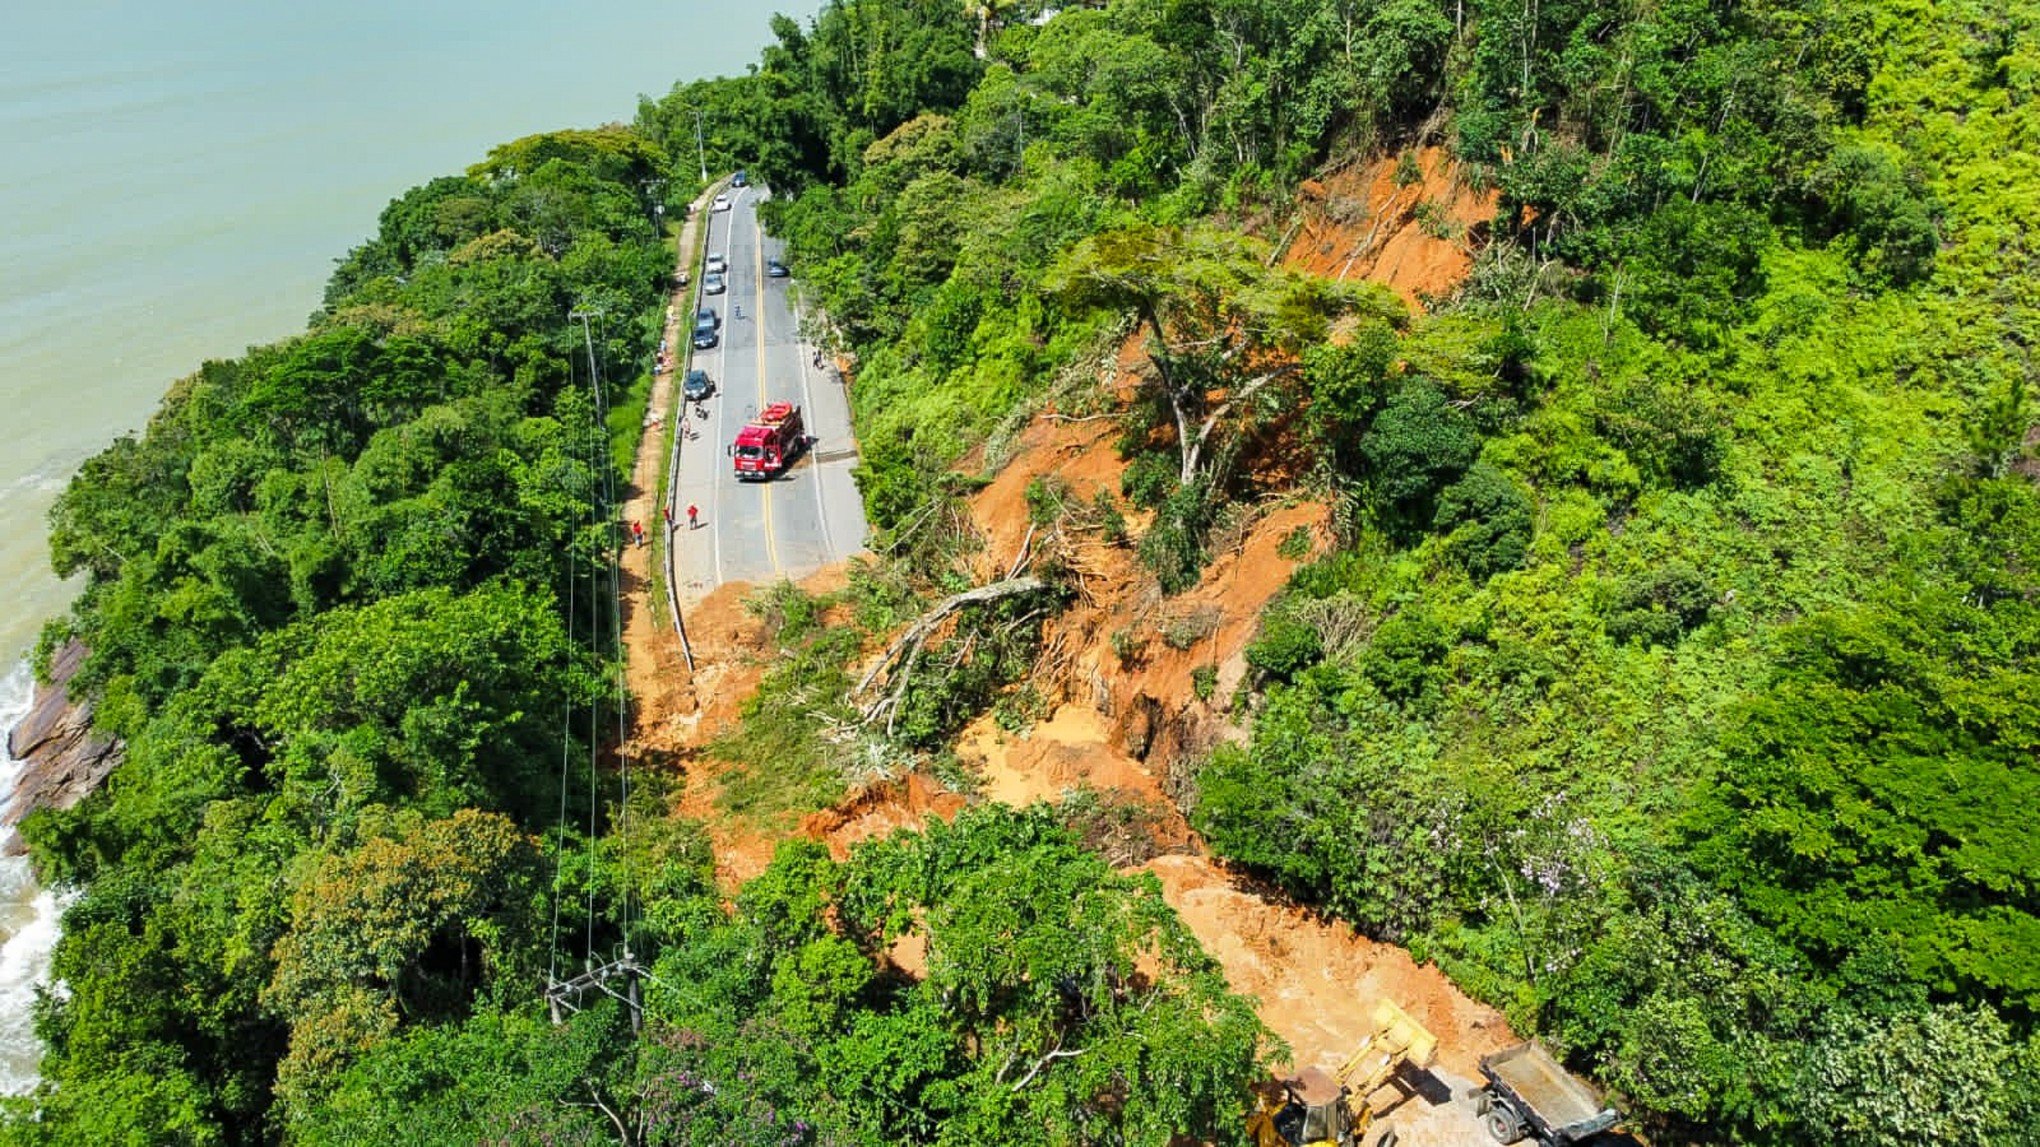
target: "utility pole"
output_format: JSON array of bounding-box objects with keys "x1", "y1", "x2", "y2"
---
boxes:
[
  {"x1": 641, "y1": 178, "x2": 665, "y2": 234},
  {"x1": 570, "y1": 308, "x2": 605, "y2": 416},
  {"x1": 570, "y1": 307, "x2": 614, "y2": 555},
  {"x1": 546, "y1": 303, "x2": 645, "y2": 1038},
  {"x1": 691, "y1": 108, "x2": 708, "y2": 184}
]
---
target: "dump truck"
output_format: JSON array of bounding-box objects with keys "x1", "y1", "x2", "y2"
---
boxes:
[
  {"x1": 731, "y1": 401, "x2": 807, "y2": 480},
  {"x1": 1248, "y1": 999, "x2": 1438, "y2": 1147},
  {"x1": 1477, "y1": 1042, "x2": 1621, "y2": 1145}
]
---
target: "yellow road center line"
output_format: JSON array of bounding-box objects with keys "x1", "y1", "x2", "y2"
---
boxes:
[{"x1": 753, "y1": 202, "x2": 781, "y2": 575}]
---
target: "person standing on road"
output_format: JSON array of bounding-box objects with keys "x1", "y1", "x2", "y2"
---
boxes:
[{"x1": 687, "y1": 504, "x2": 700, "y2": 531}]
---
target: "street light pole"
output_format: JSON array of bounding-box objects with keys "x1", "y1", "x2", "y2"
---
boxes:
[{"x1": 691, "y1": 108, "x2": 708, "y2": 184}]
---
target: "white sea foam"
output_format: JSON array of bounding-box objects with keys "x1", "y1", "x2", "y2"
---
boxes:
[
  {"x1": 0, "y1": 660, "x2": 64, "y2": 1096},
  {"x1": 0, "y1": 0, "x2": 789, "y2": 1102}
]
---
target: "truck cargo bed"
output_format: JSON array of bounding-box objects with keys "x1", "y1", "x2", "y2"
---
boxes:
[{"x1": 1482, "y1": 1043, "x2": 1610, "y2": 1135}]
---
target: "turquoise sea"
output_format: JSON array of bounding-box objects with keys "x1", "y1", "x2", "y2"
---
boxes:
[{"x1": 0, "y1": 0, "x2": 792, "y2": 1091}]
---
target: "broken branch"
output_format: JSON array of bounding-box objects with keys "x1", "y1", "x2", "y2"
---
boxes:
[
  {"x1": 1010, "y1": 1043, "x2": 1088, "y2": 1093},
  {"x1": 853, "y1": 576, "x2": 1048, "y2": 700}
]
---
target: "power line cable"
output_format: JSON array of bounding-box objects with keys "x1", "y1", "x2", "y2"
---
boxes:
[
  {"x1": 547, "y1": 520, "x2": 577, "y2": 985},
  {"x1": 573, "y1": 307, "x2": 639, "y2": 966},
  {"x1": 581, "y1": 341, "x2": 602, "y2": 971},
  {"x1": 590, "y1": 310, "x2": 639, "y2": 958}
]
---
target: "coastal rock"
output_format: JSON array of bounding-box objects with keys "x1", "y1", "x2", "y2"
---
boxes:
[{"x1": 2, "y1": 640, "x2": 121, "y2": 856}]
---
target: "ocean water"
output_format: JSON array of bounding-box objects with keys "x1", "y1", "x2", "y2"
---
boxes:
[{"x1": 0, "y1": 0, "x2": 798, "y2": 1093}]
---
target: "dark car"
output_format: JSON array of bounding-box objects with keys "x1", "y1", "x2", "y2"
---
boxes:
[
  {"x1": 691, "y1": 308, "x2": 719, "y2": 349},
  {"x1": 731, "y1": 170, "x2": 748, "y2": 188},
  {"x1": 682, "y1": 369, "x2": 713, "y2": 401},
  {"x1": 765, "y1": 258, "x2": 789, "y2": 278}
]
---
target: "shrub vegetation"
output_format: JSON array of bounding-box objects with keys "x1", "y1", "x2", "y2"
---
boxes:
[{"x1": 16, "y1": 0, "x2": 2040, "y2": 1141}]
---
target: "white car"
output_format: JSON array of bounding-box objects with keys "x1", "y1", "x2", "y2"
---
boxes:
[
  {"x1": 712, "y1": 192, "x2": 732, "y2": 212},
  {"x1": 703, "y1": 272, "x2": 726, "y2": 295},
  {"x1": 705, "y1": 253, "x2": 727, "y2": 275}
]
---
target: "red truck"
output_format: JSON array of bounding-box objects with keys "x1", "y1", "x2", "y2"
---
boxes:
[{"x1": 731, "y1": 401, "x2": 807, "y2": 480}]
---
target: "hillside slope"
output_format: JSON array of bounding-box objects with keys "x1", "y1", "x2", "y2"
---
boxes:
[
  {"x1": 15, "y1": 0, "x2": 2040, "y2": 1141},
  {"x1": 647, "y1": 0, "x2": 2040, "y2": 1141}
]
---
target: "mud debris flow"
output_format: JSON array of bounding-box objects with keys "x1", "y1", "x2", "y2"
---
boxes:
[{"x1": 617, "y1": 147, "x2": 1513, "y2": 1143}]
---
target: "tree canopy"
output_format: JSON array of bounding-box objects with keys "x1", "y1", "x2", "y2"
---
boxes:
[{"x1": 15, "y1": 0, "x2": 2040, "y2": 1143}]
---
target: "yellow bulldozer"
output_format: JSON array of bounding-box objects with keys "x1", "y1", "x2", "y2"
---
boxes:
[{"x1": 1246, "y1": 999, "x2": 1439, "y2": 1147}]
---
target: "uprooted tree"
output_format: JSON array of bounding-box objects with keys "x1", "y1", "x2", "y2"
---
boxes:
[
  {"x1": 1047, "y1": 222, "x2": 1400, "y2": 486},
  {"x1": 852, "y1": 575, "x2": 1048, "y2": 736}
]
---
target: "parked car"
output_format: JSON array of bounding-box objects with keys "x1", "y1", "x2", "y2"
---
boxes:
[
  {"x1": 692, "y1": 308, "x2": 719, "y2": 349},
  {"x1": 712, "y1": 192, "x2": 731, "y2": 212},
  {"x1": 705, "y1": 253, "x2": 726, "y2": 275},
  {"x1": 682, "y1": 369, "x2": 713, "y2": 402},
  {"x1": 766, "y1": 258, "x2": 790, "y2": 278},
  {"x1": 703, "y1": 271, "x2": 726, "y2": 295}
]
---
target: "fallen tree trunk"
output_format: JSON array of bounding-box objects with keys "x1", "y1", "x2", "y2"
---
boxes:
[{"x1": 854, "y1": 576, "x2": 1047, "y2": 703}]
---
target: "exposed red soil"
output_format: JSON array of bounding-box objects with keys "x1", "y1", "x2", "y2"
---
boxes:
[
  {"x1": 960, "y1": 409, "x2": 1326, "y2": 784},
  {"x1": 616, "y1": 154, "x2": 1513, "y2": 1142},
  {"x1": 1145, "y1": 854, "x2": 1514, "y2": 1083},
  {"x1": 804, "y1": 772, "x2": 966, "y2": 858},
  {"x1": 652, "y1": 578, "x2": 776, "y2": 889},
  {"x1": 616, "y1": 235, "x2": 693, "y2": 752},
  {"x1": 949, "y1": 411, "x2": 1519, "y2": 1135},
  {"x1": 635, "y1": 578, "x2": 767, "y2": 746},
  {"x1": 1285, "y1": 145, "x2": 1497, "y2": 310},
  {"x1": 959, "y1": 703, "x2": 1166, "y2": 810},
  {"x1": 790, "y1": 179, "x2": 1511, "y2": 1133}
]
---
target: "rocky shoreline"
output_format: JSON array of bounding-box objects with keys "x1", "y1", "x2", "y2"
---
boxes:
[{"x1": 2, "y1": 641, "x2": 120, "y2": 857}]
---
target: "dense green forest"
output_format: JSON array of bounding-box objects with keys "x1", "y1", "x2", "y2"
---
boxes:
[
  {"x1": 12, "y1": 0, "x2": 2040, "y2": 1142},
  {"x1": 638, "y1": 0, "x2": 2040, "y2": 1142},
  {"x1": 4, "y1": 53, "x2": 1262, "y2": 1147}
]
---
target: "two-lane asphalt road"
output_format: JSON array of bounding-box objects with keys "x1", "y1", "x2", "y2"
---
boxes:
[{"x1": 668, "y1": 187, "x2": 868, "y2": 603}]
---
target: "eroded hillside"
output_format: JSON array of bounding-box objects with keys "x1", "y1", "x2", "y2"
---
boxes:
[{"x1": 630, "y1": 145, "x2": 1528, "y2": 1144}]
